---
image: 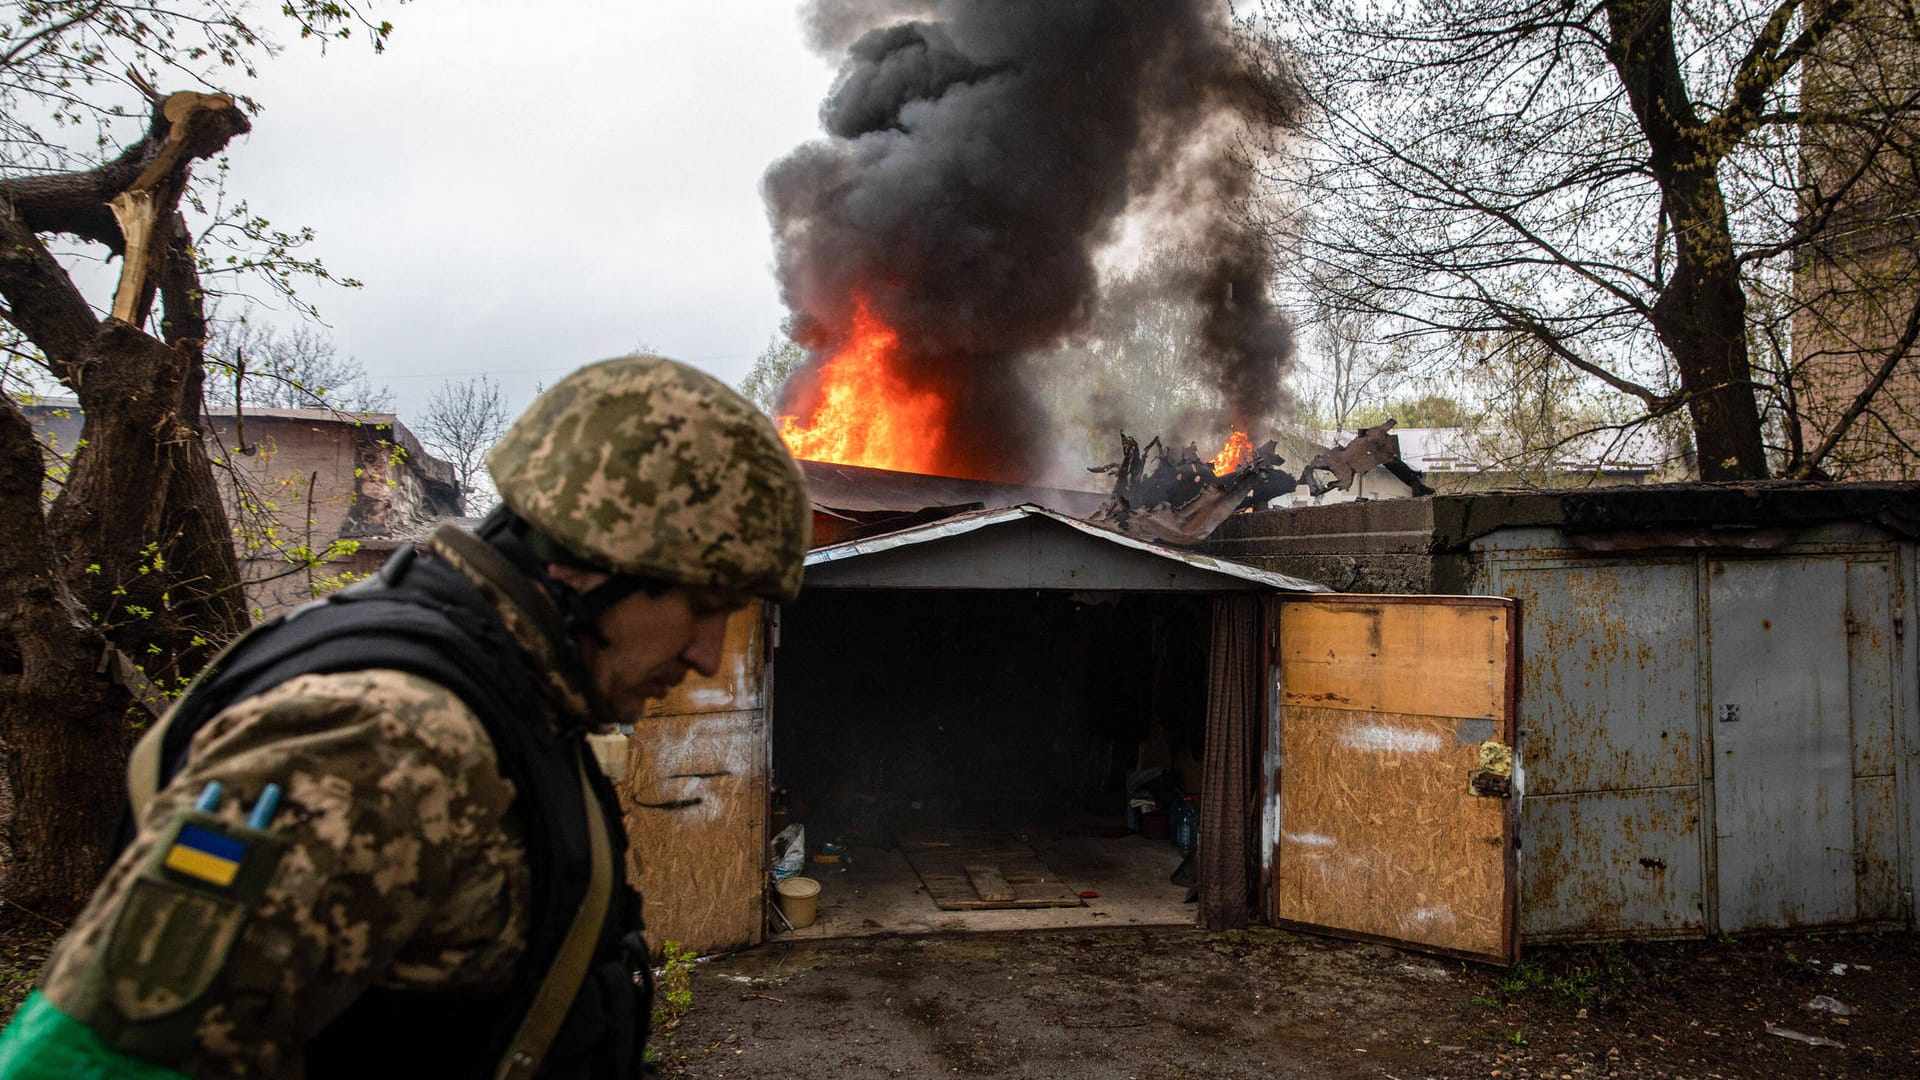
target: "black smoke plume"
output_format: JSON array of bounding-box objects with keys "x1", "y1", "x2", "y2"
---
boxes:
[{"x1": 765, "y1": 0, "x2": 1300, "y2": 481}]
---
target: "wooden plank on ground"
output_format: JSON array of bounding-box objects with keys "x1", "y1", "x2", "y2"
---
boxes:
[
  {"x1": 966, "y1": 865, "x2": 1015, "y2": 902},
  {"x1": 900, "y1": 828, "x2": 1084, "y2": 911}
]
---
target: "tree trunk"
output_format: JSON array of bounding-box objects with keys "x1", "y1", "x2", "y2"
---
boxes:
[
  {"x1": 0, "y1": 91, "x2": 251, "y2": 916},
  {"x1": 1651, "y1": 217, "x2": 1771, "y2": 481},
  {"x1": 1605, "y1": 0, "x2": 1772, "y2": 480},
  {"x1": 0, "y1": 686, "x2": 133, "y2": 924},
  {"x1": 51, "y1": 320, "x2": 249, "y2": 686},
  {"x1": 0, "y1": 402, "x2": 134, "y2": 922}
]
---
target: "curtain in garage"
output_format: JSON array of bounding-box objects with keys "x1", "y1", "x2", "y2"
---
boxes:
[{"x1": 1199, "y1": 594, "x2": 1261, "y2": 930}]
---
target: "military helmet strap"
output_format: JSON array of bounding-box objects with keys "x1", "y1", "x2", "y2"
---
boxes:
[
  {"x1": 478, "y1": 506, "x2": 665, "y2": 650},
  {"x1": 473, "y1": 509, "x2": 616, "y2": 654}
]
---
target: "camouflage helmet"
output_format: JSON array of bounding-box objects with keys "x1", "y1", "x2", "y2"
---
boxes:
[{"x1": 486, "y1": 356, "x2": 811, "y2": 602}]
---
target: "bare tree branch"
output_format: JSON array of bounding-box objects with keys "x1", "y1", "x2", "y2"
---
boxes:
[
  {"x1": 1251, "y1": 0, "x2": 1920, "y2": 480},
  {"x1": 415, "y1": 375, "x2": 509, "y2": 516}
]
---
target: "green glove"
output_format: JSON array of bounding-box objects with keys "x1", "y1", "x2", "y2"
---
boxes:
[{"x1": 0, "y1": 992, "x2": 191, "y2": 1080}]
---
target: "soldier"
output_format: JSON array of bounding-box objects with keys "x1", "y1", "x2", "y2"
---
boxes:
[{"x1": 0, "y1": 356, "x2": 812, "y2": 1078}]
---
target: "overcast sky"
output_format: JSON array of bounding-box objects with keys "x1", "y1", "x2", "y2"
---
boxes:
[{"x1": 220, "y1": 2, "x2": 838, "y2": 420}]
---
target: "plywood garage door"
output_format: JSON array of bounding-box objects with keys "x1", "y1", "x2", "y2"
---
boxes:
[
  {"x1": 1271, "y1": 595, "x2": 1518, "y2": 963},
  {"x1": 623, "y1": 602, "x2": 770, "y2": 957}
]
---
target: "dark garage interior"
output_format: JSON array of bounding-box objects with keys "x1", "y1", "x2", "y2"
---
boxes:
[{"x1": 769, "y1": 586, "x2": 1214, "y2": 935}]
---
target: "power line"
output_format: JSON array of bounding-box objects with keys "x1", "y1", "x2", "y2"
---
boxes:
[{"x1": 372, "y1": 351, "x2": 761, "y2": 381}]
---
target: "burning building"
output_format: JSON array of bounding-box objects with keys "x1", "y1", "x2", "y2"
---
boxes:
[
  {"x1": 598, "y1": 6, "x2": 1920, "y2": 965},
  {"x1": 763, "y1": 0, "x2": 1302, "y2": 484},
  {"x1": 605, "y1": 3, "x2": 1525, "y2": 965},
  {"x1": 602, "y1": 1, "x2": 1513, "y2": 962}
]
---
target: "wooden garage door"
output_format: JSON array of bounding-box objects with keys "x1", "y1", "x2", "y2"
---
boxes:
[
  {"x1": 1270, "y1": 595, "x2": 1519, "y2": 964},
  {"x1": 622, "y1": 601, "x2": 770, "y2": 957}
]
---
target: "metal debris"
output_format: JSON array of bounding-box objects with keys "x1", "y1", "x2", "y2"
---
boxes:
[
  {"x1": 1087, "y1": 433, "x2": 1297, "y2": 545},
  {"x1": 1087, "y1": 420, "x2": 1432, "y2": 545},
  {"x1": 1764, "y1": 1021, "x2": 1845, "y2": 1048},
  {"x1": 1303, "y1": 419, "x2": 1434, "y2": 498}
]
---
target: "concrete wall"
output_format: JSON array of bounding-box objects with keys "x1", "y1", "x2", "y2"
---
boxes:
[
  {"x1": 26, "y1": 401, "x2": 462, "y2": 618},
  {"x1": 1204, "y1": 497, "x2": 1441, "y2": 593},
  {"x1": 206, "y1": 411, "x2": 461, "y2": 615}
]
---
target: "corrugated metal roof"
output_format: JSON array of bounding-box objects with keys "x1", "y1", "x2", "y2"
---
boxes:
[{"x1": 806, "y1": 503, "x2": 1329, "y2": 592}]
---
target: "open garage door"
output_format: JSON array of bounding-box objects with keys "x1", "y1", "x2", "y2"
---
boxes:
[
  {"x1": 1269, "y1": 595, "x2": 1519, "y2": 964},
  {"x1": 768, "y1": 586, "x2": 1219, "y2": 934},
  {"x1": 622, "y1": 602, "x2": 771, "y2": 956}
]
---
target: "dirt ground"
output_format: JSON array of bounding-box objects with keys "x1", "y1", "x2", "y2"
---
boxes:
[
  {"x1": 1, "y1": 919, "x2": 1914, "y2": 1077},
  {"x1": 653, "y1": 927, "x2": 1920, "y2": 1080}
]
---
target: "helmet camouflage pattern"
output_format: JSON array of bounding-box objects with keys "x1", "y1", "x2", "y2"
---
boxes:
[{"x1": 487, "y1": 356, "x2": 811, "y2": 602}]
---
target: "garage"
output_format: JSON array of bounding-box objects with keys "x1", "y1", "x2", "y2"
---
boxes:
[
  {"x1": 622, "y1": 490, "x2": 1522, "y2": 966},
  {"x1": 774, "y1": 507, "x2": 1325, "y2": 938},
  {"x1": 622, "y1": 505, "x2": 1326, "y2": 951}
]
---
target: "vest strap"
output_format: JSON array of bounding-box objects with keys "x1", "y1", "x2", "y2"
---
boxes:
[
  {"x1": 126, "y1": 711, "x2": 168, "y2": 819},
  {"x1": 494, "y1": 743, "x2": 615, "y2": 1080},
  {"x1": 431, "y1": 523, "x2": 571, "y2": 647}
]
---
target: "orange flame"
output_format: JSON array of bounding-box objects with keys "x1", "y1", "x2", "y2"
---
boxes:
[
  {"x1": 1212, "y1": 430, "x2": 1253, "y2": 475},
  {"x1": 778, "y1": 303, "x2": 947, "y2": 474}
]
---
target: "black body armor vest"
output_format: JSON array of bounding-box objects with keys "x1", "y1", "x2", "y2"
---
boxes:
[{"x1": 150, "y1": 545, "x2": 650, "y2": 1078}]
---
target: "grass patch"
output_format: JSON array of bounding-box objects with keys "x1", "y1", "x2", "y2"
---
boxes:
[
  {"x1": 1482, "y1": 943, "x2": 1639, "y2": 1011},
  {"x1": 652, "y1": 940, "x2": 698, "y2": 1033}
]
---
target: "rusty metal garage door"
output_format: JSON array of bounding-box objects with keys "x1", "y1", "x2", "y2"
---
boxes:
[
  {"x1": 1269, "y1": 595, "x2": 1519, "y2": 964},
  {"x1": 1708, "y1": 558, "x2": 1856, "y2": 932}
]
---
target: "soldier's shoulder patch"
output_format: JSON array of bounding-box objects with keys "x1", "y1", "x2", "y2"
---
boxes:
[
  {"x1": 72, "y1": 810, "x2": 288, "y2": 1030},
  {"x1": 103, "y1": 877, "x2": 248, "y2": 1022}
]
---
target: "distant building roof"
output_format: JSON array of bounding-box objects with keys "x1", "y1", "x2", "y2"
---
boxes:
[
  {"x1": 23, "y1": 396, "x2": 459, "y2": 488},
  {"x1": 1360, "y1": 426, "x2": 1673, "y2": 475},
  {"x1": 204, "y1": 403, "x2": 399, "y2": 425}
]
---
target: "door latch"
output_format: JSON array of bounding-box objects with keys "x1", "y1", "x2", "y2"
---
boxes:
[{"x1": 1469, "y1": 739, "x2": 1513, "y2": 798}]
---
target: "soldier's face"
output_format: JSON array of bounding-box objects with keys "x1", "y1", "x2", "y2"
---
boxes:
[{"x1": 549, "y1": 567, "x2": 744, "y2": 717}]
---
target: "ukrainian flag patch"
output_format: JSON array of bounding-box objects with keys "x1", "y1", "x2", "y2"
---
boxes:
[{"x1": 163, "y1": 825, "x2": 247, "y2": 887}]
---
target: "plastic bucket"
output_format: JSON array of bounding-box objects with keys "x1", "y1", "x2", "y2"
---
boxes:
[{"x1": 774, "y1": 876, "x2": 821, "y2": 929}]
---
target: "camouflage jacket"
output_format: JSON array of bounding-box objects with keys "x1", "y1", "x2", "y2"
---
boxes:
[{"x1": 39, "y1": 526, "x2": 610, "y2": 1078}]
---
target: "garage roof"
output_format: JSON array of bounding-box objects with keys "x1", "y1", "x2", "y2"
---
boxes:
[
  {"x1": 802, "y1": 459, "x2": 1107, "y2": 518},
  {"x1": 805, "y1": 504, "x2": 1330, "y2": 593}
]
